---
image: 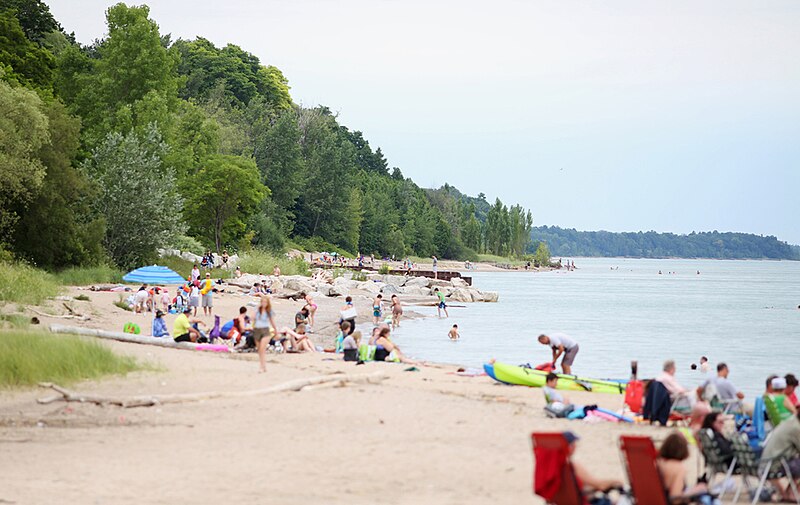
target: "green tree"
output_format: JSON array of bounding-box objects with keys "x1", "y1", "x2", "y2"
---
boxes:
[
  {"x1": 13, "y1": 99, "x2": 105, "y2": 268},
  {"x1": 0, "y1": 0, "x2": 61, "y2": 43},
  {"x1": 182, "y1": 154, "x2": 267, "y2": 252},
  {"x1": 0, "y1": 9, "x2": 54, "y2": 89},
  {"x1": 0, "y1": 80, "x2": 49, "y2": 241},
  {"x1": 533, "y1": 241, "x2": 551, "y2": 267},
  {"x1": 84, "y1": 125, "x2": 181, "y2": 268}
]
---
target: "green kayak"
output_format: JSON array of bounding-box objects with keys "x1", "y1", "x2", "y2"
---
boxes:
[{"x1": 490, "y1": 362, "x2": 626, "y2": 394}]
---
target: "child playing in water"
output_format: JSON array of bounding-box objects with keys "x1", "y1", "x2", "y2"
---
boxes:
[
  {"x1": 390, "y1": 295, "x2": 403, "y2": 329},
  {"x1": 372, "y1": 294, "x2": 383, "y2": 325},
  {"x1": 448, "y1": 324, "x2": 460, "y2": 340}
]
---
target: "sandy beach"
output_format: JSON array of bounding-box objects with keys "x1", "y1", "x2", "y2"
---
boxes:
[{"x1": 1, "y1": 280, "x2": 691, "y2": 504}]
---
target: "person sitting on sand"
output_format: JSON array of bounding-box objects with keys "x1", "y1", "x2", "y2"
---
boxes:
[
  {"x1": 280, "y1": 324, "x2": 316, "y2": 353},
  {"x1": 761, "y1": 411, "x2": 800, "y2": 501},
  {"x1": 374, "y1": 327, "x2": 418, "y2": 364},
  {"x1": 563, "y1": 431, "x2": 624, "y2": 496},
  {"x1": 537, "y1": 333, "x2": 579, "y2": 375},
  {"x1": 152, "y1": 310, "x2": 170, "y2": 338},
  {"x1": 343, "y1": 330, "x2": 361, "y2": 361},
  {"x1": 173, "y1": 307, "x2": 206, "y2": 343},
  {"x1": 272, "y1": 264, "x2": 281, "y2": 276},
  {"x1": 658, "y1": 432, "x2": 718, "y2": 503},
  {"x1": 543, "y1": 372, "x2": 570, "y2": 405},
  {"x1": 295, "y1": 306, "x2": 309, "y2": 328},
  {"x1": 253, "y1": 296, "x2": 278, "y2": 372},
  {"x1": 448, "y1": 324, "x2": 460, "y2": 341},
  {"x1": 390, "y1": 294, "x2": 403, "y2": 329}
]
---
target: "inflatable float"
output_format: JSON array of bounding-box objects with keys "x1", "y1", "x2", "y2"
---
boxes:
[{"x1": 485, "y1": 362, "x2": 626, "y2": 394}]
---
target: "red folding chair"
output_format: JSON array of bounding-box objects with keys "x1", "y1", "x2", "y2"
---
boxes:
[
  {"x1": 531, "y1": 432, "x2": 587, "y2": 505},
  {"x1": 619, "y1": 435, "x2": 671, "y2": 505}
]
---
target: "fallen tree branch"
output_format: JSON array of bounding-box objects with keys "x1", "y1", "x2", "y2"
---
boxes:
[
  {"x1": 48, "y1": 324, "x2": 228, "y2": 352},
  {"x1": 31, "y1": 309, "x2": 90, "y2": 321},
  {"x1": 37, "y1": 371, "x2": 386, "y2": 408}
]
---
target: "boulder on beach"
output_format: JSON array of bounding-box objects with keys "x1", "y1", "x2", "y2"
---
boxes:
[
  {"x1": 481, "y1": 291, "x2": 499, "y2": 302},
  {"x1": 316, "y1": 284, "x2": 333, "y2": 297},
  {"x1": 380, "y1": 284, "x2": 401, "y2": 295},
  {"x1": 358, "y1": 281, "x2": 383, "y2": 294},
  {"x1": 329, "y1": 285, "x2": 348, "y2": 297},
  {"x1": 383, "y1": 275, "x2": 406, "y2": 287},
  {"x1": 270, "y1": 277, "x2": 284, "y2": 291},
  {"x1": 284, "y1": 277, "x2": 314, "y2": 293},
  {"x1": 402, "y1": 286, "x2": 431, "y2": 297},
  {"x1": 449, "y1": 288, "x2": 473, "y2": 303},
  {"x1": 404, "y1": 276, "x2": 430, "y2": 288},
  {"x1": 451, "y1": 277, "x2": 469, "y2": 288},
  {"x1": 429, "y1": 279, "x2": 451, "y2": 288}
]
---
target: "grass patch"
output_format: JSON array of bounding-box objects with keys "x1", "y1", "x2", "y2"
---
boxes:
[
  {"x1": 238, "y1": 249, "x2": 310, "y2": 277},
  {"x1": 0, "y1": 261, "x2": 61, "y2": 305},
  {"x1": 74, "y1": 294, "x2": 90, "y2": 302},
  {"x1": 476, "y1": 253, "x2": 525, "y2": 266},
  {"x1": 0, "y1": 331, "x2": 142, "y2": 388},
  {"x1": 159, "y1": 256, "x2": 227, "y2": 280},
  {"x1": 55, "y1": 265, "x2": 124, "y2": 286},
  {"x1": 0, "y1": 314, "x2": 30, "y2": 329},
  {"x1": 114, "y1": 295, "x2": 133, "y2": 311}
]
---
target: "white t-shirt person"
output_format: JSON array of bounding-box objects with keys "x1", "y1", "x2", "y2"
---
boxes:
[{"x1": 548, "y1": 332, "x2": 577, "y2": 351}]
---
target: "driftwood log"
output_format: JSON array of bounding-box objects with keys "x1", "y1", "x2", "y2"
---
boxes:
[
  {"x1": 48, "y1": 324, "x2": 230, "y2": 352},
  {"x1": 37, "y1": 371, "x2": 387, "y2": 408}
]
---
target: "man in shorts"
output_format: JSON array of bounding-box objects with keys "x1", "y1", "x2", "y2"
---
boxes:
[
  {"x1": 200, "y1": 272, "x2": 214, "y2": 316},
  {"x1": 173, "y1": 307, "x2": 206, "y2": 343},
  {"x1": 538, "y1": 333, "x2": 579, "y2": 374},
  {"x1": 434, "y1": 287, "x2": 448, "y2": 318}
]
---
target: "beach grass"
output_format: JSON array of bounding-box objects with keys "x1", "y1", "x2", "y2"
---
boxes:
[
  {"x1": 238, "y1": 249, "x2": 310, "y2": 277},
  {"x1": 0, "y1": 331, "x2": 142, "y2": 388},
  {"x1": 0, "y1": 314, "x2": 31, "y2": 329},
  {"x1": 158, "y1": 256, "x2": 227, "y2": 280},
  {"x1": 113, "y1": 295, "x2": 133, "y2": 311},
  {"x1": 55, "y1": 265, "x2": 124, "y2": 286},
  {"x1": 0, "y1": 261, "x2": 61, "y2": 305}
]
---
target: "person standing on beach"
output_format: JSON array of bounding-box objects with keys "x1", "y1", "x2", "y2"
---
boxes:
[
  {"x1": 191, "y1": 264, "x2": 200, "y2": 283},
  {"x1": 200, "y1": 272, "x2": 214, "y2": 317},
  {"x1": 390, "y1": 295, "x2": 403, "y2": 329},
  {"x1": 434, "y1": 288, "x2": 448, "y2": 318},
  {"x1": 432, "y1": 255, "x2": 438, "y2": 279},
  {"x1": 537, "y1": 333, "x2": 579, "y2": 375},
  {"x1": 253, "y1": 296, "x2": 278, "y2": 373}
]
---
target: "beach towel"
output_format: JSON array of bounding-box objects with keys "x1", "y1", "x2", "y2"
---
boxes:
[
  {"x1": 643, "y1": 380, "x2": 671, "y2": 425},
  {"x1": 533, "y1": 444, "x2": 568, "y2": 500}
]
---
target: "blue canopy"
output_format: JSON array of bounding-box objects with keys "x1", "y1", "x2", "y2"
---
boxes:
[{"x1": 122, "y1": 265, "x2": 186, "y2": 285}]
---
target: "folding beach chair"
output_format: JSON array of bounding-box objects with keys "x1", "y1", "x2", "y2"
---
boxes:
[
  {"x1": 531, "y1": 432, "x2": 586, "y2": 505},
  {"x1": 643, "y1": 381, "x2": 690, "y2": 426},
  {"x1": 619, "y1": 435, "x2": 712, "y2": 504},
  {"x1": 697, "y1": 428, "x2": 739, "y2": 500},
  {"x1": 730, "y1": 433, "x2": 800, "y2": 505},
  {"x1": 701, "y1": 381, "x2": 741, "y2": 415}
]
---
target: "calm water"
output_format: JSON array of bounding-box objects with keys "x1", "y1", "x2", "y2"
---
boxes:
[{"x1": 394, "y1": 258, "x2": 800, "y2": 399}]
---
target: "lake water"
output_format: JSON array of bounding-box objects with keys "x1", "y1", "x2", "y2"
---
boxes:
[{"x1": 394, "y1": 258, "x2": 799, "y2": 399}]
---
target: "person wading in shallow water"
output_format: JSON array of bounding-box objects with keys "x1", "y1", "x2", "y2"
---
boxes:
[{"x1": 537, "y1": 333, "x2": 579, "y2": 375}]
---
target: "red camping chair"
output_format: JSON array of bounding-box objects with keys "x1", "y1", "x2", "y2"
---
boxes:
[
  {"x1": 531, "y1": 432, "x2": 587, "y2": 505},
  {"x1": 619, "y1": 435, "x2": 671, "y2": 505}
]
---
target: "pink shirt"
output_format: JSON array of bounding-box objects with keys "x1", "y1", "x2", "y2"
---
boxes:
[{"x1": 657, "y1": 371, "x2": 687, "y2": 396}]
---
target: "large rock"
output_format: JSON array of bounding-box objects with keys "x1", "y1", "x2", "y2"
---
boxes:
[
  {"x1": 429, "y1": 279, "x2": 451, "y2": 288},
  {"x1": 449, "y1": 288, "x2": 474, "y2": 303},
  {"x1": 333, "y1": 277, "x2": 360, "y2": 290},
  {"x1": 358, "y1": 281, "x2": 383, "y2": 294},
  {"x1": 284, "y1": 277, "x2": 314, "y2": 293},
  {"x1": 270, "y1": 278, "x2": 284, "y2": 292},
  {"x1": 366, "y1": 274, "x2": 383, "y2": 282},
  {"x1": 402, "y1": 286, "x2": 431, "y2": 296},
  {"x1": 329, "y1": 285, "x2": 349, "y2": 297},
  {"x1": 316, "y1": 285, "x2": 333, "y2": 297},
  {"x1": 451, "y1": 277, "x2": 469, "y2": 288},
  {"x1": 383, "y1": 275, "x2": 406, "y2": 287},
  {"x1": 181, "y1": 251, "x2": 203, "y2": 264},
  {"x1": 467, "y1": 289, "x2": 483, "y2": 302},
  {"x1": 481, "y1": 291, "x2": 499, "y2": 302},
  {"x1": 380, "y1": 284, "x2": 402, "y2": 295},
  {"x1": 404, "y1": 276, "x2": 430, "y2": 288}
]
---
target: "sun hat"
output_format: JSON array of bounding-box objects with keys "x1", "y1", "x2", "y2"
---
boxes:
[
  {"x1": 772, "y1": 377, "x2": 787, "y2": 389},
  {"x1": 563, "y1": 431, "x2": 580, "y2": 444}
]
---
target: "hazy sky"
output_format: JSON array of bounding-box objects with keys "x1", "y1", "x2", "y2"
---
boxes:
[{"x1": 48, "y1": 1, "x2": 800, "y2": 243}]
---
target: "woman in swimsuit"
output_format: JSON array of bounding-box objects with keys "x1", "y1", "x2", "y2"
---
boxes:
[
  {"x1": 303, "y1": 292, "x2": 317, "y2": 329},
  {"x1": 253, "y1": 295, "x2": 278, "y2": 372},
  {"x1": 372, "y1": 294, "x2": 383, "y2": 325},
  {"x1": 373, "y1": 327, "x2": 418, "y2": 364}
]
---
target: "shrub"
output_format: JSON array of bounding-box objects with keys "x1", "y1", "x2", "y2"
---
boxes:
[
  {"x1": 238, "y1": 249, "x2": 310, "y2": 277},
  {"x1": 0, "y1": 331, "x2": 142, "y2": 388},
  {"x1": 168, "y1": 235, "x2": 205, "y2": 255},
  {"x1": 113, "y1": 295, "x2": 132, "y2": 311},
  {"x1": 377, "y1": 263, "x2": 391, "y2": 275},
  {"x1": 0, "y1": 261, "x2": 60, "y2": 305},
  {"x1": 55, "y1": 265, "x2": 123, "y2": 286}
]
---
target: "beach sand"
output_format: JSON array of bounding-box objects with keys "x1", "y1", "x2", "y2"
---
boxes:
[{"x1": 0, "y1": 283, "x2": 697, "y2": 504}]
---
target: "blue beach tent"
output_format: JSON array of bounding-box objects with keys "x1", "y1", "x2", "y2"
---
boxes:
[{"x1": 122, "y1": 265, "x2": 186, "y2": 285}]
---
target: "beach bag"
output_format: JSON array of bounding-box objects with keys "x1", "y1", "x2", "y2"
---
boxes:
[
  {"x1": 123, "y1": 322, "x2": 141, "y2": 334},
  {"x1": 340, "y1": 307, "x2": 357, "y2": 320},
  {"x1": 544, "y1": 402, "x2": 575, "y2": 419}
]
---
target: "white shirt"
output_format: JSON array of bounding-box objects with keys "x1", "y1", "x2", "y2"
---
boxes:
[{"x1": 548, "y1": 332, "x2": 577, "y2": 350}]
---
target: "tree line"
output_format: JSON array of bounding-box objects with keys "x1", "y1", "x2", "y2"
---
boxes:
[
  {"x1": 530, "y1": 226, "x2": 800, "y2": 260},
  {"x1": 0, "y1": 0, "x2": 533, "y2": 270}
]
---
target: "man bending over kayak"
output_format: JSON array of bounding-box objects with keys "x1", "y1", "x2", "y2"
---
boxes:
[{"x1": 538, "y1": 333, "x2": 579, "y2": 375}]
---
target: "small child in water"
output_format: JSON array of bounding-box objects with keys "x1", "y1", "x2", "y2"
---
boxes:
[{"x1": 448, "y1": 324, "x2": 460, "y2": 341}]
